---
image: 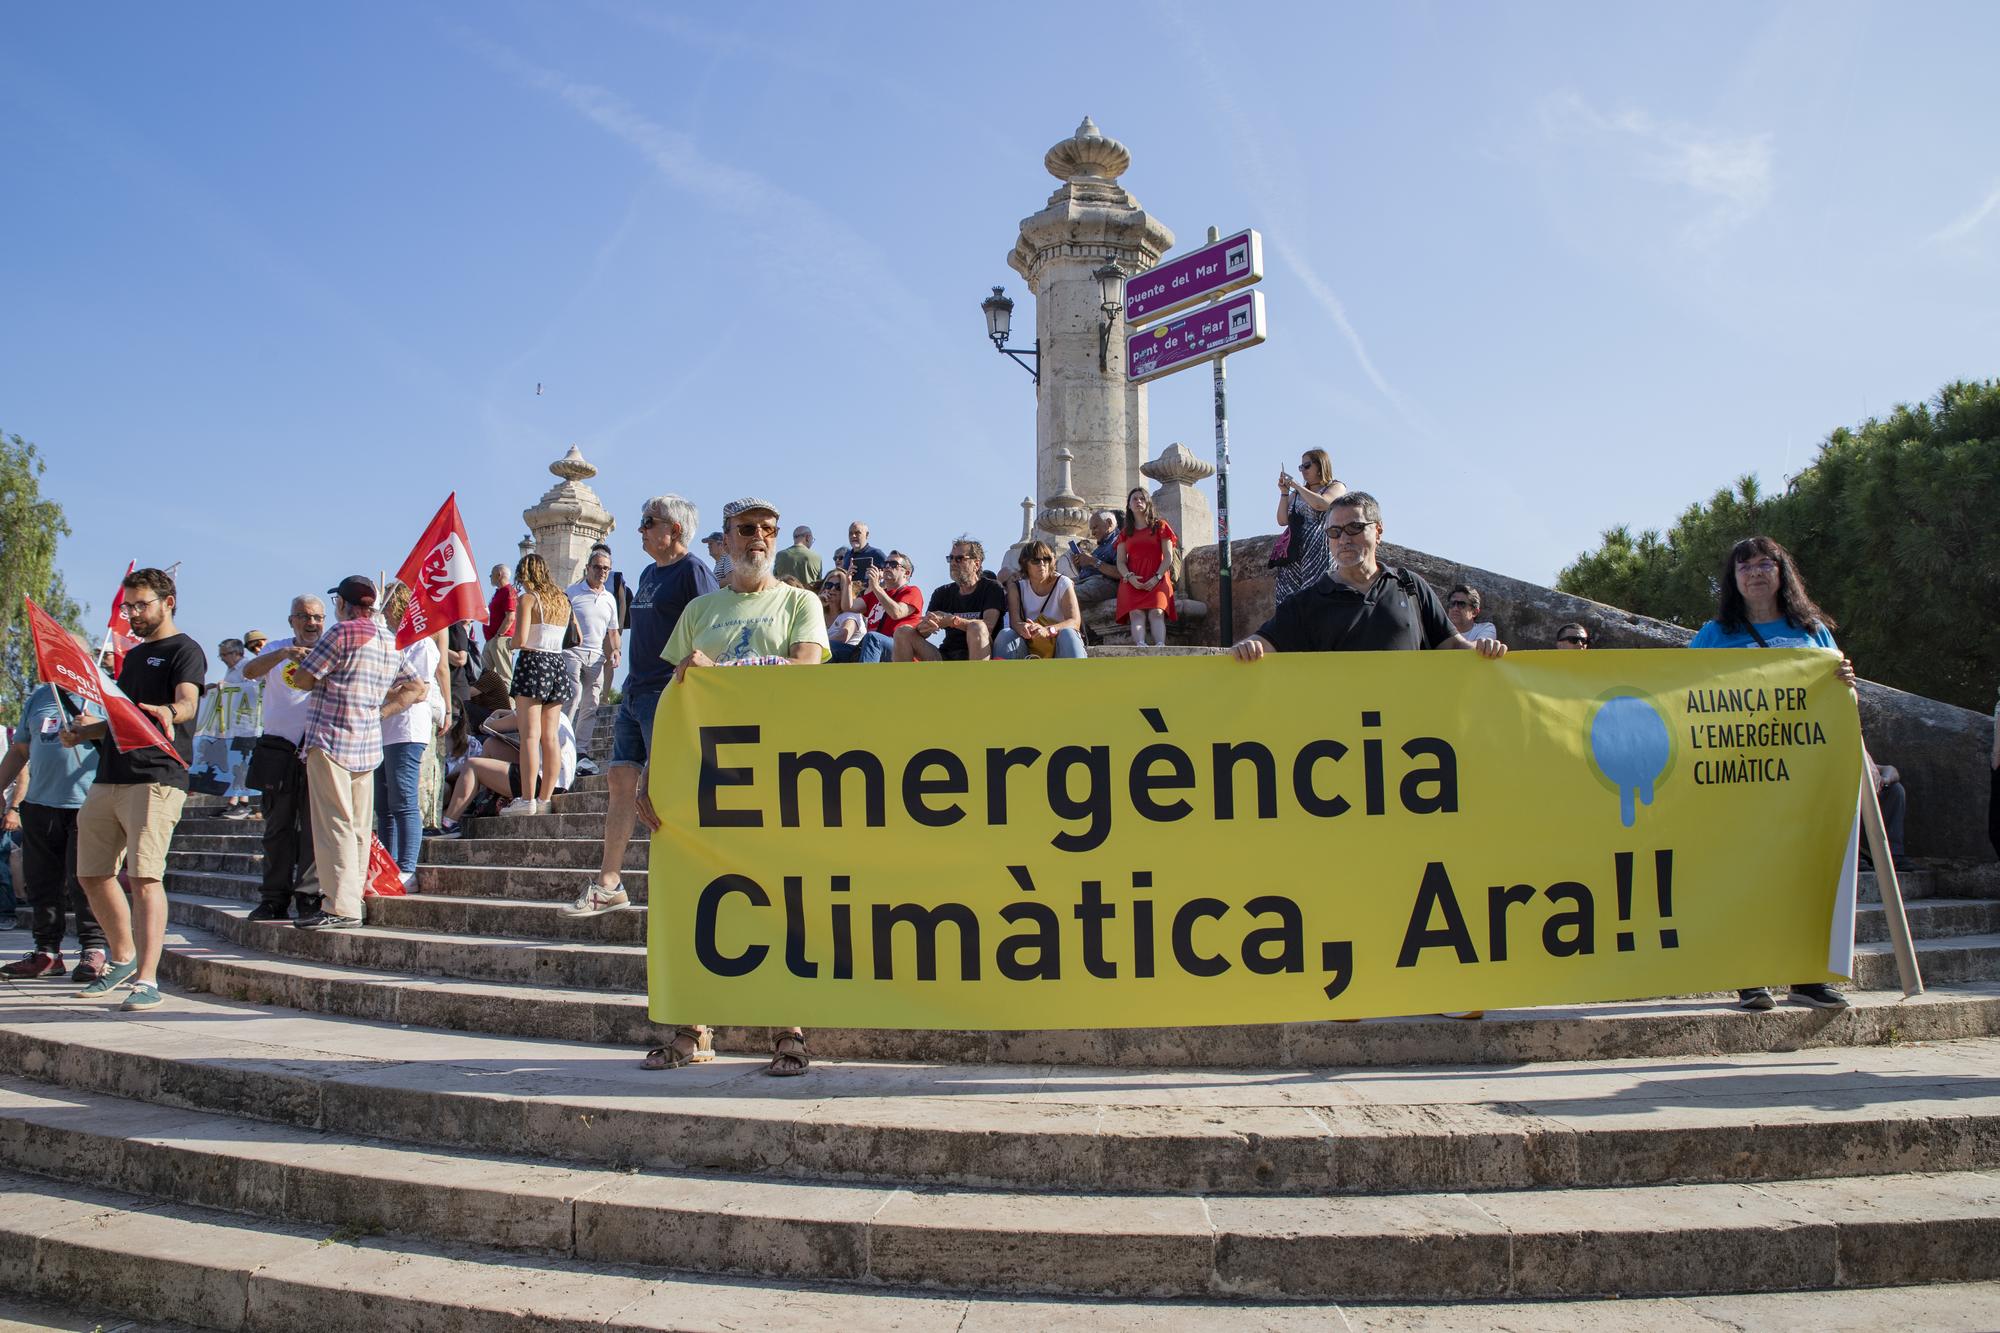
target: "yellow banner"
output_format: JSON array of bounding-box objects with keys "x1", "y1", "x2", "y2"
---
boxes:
[{"x1": 648, "y1": 649, "x2": 1862, "y2": 1029}]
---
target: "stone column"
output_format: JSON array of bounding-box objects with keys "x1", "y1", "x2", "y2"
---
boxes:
[
  {"x1": 1141, "y1": 442, "x2": 1216, "y2": 551},
  {"x1": 1009, "y1": 118, "x2": 1174, "y2": 538},
  {"x1": 523, "y1": 445, "x2": 615, "y2": 588}
]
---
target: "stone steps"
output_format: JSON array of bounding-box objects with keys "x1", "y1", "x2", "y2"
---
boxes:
[
  {"x1": 5, "y1": 990, "x2": 2000, "y2": 1199},
  {"x1": 139, "y1": 910, "x2": 2000, "y2": 1065},
  {"x1": 166, "y1": 887, "x2": 2000, "y2": 1000},
  {"x1": 2, "y1": 1003, "x2": 1999, "y2": 1303}
]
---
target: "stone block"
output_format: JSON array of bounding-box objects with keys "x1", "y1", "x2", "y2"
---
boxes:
[
  {"x1": 573, "y1": 1174, "x2": 877, "y2": 1279},
  {"x1": 868, "y1": 1189, "x2": 1212, "y2": 1296},
  {"x1": 1209, "y1": 1194, "x2": 1511, "y2": 1300}
]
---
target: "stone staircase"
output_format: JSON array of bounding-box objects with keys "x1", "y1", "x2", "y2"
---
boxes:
[{"x1": 1, "y1": 778, "x2": 1999, "y2": 1328}]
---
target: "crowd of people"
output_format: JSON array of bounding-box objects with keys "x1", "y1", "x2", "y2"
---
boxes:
[{"x1": 2, "y1": 463, "x2": 1987, "y2": 1066}]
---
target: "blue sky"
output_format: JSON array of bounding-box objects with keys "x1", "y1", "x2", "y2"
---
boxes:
[{"x1": 6, "y1": 2, "x2": 1997, "y2": 666}]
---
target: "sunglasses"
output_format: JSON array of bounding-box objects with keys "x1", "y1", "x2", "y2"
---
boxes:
[
  {"x1": 732, "y1": 522, "x2": 779, "y2": 537},
  {"x1": 1026, "y1": 556, "x2": 1053, "y2": 566},
  {"x1": 1559, "y1": 635, "x2": 1591, "y2": 645},
  {"x1": 1448, "y1": 600, "x2": 1475, "y2": 611},
  {"x1": 1326, "y1": 520, "x2": 1375, "y2": 537}
]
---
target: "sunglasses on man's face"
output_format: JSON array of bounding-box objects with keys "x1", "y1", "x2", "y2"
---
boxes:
[
  {"x1": 1559, "y1": 634, "x2": 1591, "y2": 646},
  {"x1": 1448, "y1": 600, "x2": 1475, "y2": 611},
  {"x1": 733, "y1": 522, "x2": 779, "y2": 538},
  {"x1": 1327, "y1": 520, "x2": 1375, "y2": 538}
]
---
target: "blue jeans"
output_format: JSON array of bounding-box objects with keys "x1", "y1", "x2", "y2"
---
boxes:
[
  {"x1": 830, "y1": 632, "x2": 892, "y2": 663},
  {"x1": 993, "y1": 628, "x2": 1086, "y2": 659},
  {"x1": 611, "y1": 685, "x2": 664, "y2": 769},
  {"x1": 373, "y1": 742, "x2": 426, "y2": 874}
]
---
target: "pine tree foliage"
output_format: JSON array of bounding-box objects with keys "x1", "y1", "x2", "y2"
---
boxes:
[{"x1": 1557, "y1": 379, "x2": 2000, "y2": 710}]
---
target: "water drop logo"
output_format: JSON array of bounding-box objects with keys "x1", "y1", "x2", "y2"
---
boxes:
[{"x1": 1588, "y1": 693, "x2": 1674, "y2": 828}]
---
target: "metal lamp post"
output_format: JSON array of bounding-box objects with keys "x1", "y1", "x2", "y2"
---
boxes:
[{"x1": 981, "y1": 286, "x2": 1039, "y2": 384}]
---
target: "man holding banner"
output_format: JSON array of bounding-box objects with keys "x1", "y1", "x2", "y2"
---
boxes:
[{"x1": 57, "y1": 568, "x2": 206, "y2": 1011}]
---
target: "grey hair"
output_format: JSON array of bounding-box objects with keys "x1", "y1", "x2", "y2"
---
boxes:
[
  {"x1": 1328, "y1": 490, "x2": 1383, "y2": 526},
  {"x1": 290, "y1": 594, "x2": 326, "y2": 615},
  {"x1": 1091, "y1": 509, "x2": 1117, "y2": 527},
  {"x1": 641, "y1": 494, "x2": 697, "y2": 540}
]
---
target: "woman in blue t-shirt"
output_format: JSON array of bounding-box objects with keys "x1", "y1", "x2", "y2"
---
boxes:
[{"x1": 1689, "y1": 535, "x2": 1858, "y2": 1013}]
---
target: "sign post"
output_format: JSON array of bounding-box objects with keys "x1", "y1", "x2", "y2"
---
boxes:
[{"x1": 1123, "y1": 227, "x2": 1267, "y2": 644}]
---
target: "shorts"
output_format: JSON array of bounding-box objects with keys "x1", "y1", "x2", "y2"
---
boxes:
[
  {"x1": 75, "y1": 782, "x2": 188, "y2": 882},
  {"x1": 610, "y1": 685, "x2": 664, "y2": 770},
  {"x1": 511, "y1": 648, "x2": 576, "y2": 706},
  {"x1": 505, "y1": 764, "x2": 569, "y2": 800}
]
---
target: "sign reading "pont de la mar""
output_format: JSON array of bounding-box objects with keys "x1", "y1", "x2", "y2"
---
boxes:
[
  {"x1": 1122, "y1": 228, "x2": 1263, "y2": 326},
  {"x1": 1126, "y1": 290, "x2": 1266, "y2": 383}
]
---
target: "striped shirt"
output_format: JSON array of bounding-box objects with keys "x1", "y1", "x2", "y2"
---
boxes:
[{"x1": 297, "y1": 617, "x2": 420, "y2": 772}]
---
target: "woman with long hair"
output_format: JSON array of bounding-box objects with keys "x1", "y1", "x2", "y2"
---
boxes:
[
  {"x1": 1114, "y1": 486, "x2": 1178, "y2": 648},
  {"x1": 1689, "y1": 534, "x2": 1859, "y2": 1013},
  {"x1": 994, "y1": 540, "x2": 1086, "y2": 659},
  {"x1": 1273, "y1": 447, "x2": 1346, "y2": 606},
  {"x1": 505, "y1": 553, "x2": 576, "y2": 816}
]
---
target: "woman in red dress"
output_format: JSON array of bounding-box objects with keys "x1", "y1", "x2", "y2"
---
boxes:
[{"x1": 1114, "y1": 486, "x2": 1178, "y2": 647}]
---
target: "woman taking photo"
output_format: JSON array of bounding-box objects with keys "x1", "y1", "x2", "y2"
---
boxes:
[
  {"x1": 994, "y1": 541, "x2": 1086, "y2": 659},
  {"x1": 1114, "y1": 486, "x2": 1178, "y2": 648},
  {"x1": 1689, "y1": 534, "x2": 1858, "y2": 1013},
  {"x1": 504, "y1": 553, "x2": 575, "y2": 817},
  {"x1": 1272, "y1": 447, "x2": 1346, "y2": 606}
]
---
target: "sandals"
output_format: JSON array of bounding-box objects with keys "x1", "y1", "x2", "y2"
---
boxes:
[
  {"x1": 767, "y1": 1030, "x2": 810, "y2": 1078},
  {"x1": 642, "y1": 1025, "x2": 714, "y2": 1070}
]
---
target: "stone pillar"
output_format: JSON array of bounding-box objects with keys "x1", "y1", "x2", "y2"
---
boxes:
[
  {"x1": 1141, "y1": 442, "x2": 1216, "y2": 551},
  {"x1": 523, "y1": 445, "x2": 615, "y2": 588},
  {"x1": 1009, "y1": 118, "x2": 1174, "y2": 538}
]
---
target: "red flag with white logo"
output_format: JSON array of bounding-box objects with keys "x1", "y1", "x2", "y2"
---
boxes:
[
  {"x1": 100, "y1": 561, "x2": 139, "y2": 674},
  {"x1": 25, "y1": 596, "x2": 186, "y2": 766},
  {"x1": 392, "y1": 493, "x2": 484, "y2": 649}
]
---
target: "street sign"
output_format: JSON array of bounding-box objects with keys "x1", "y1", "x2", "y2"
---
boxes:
[
  {"x1": 1121, "y1": 228, "x2": 1263, "y2": 326},
  {"x1": 1125, "y1": 289, "x2": 1266, "y2": 383}
]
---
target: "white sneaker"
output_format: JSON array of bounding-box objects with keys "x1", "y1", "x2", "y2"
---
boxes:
[
  {"x1": 561, "y1": 882, "x2": 630, "y2": 917},
  {"x1": 499, "y1": 798, "x2": 538, "y2": 818}
]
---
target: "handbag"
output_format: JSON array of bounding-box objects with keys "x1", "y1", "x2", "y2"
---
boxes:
[
  {"x1": 245, "y1": 735, "x2": 299, "y2": 794},
  {"x1": 561, "y1": 606, "x2": 582, "y2": 651},
  {"x1": 1269, "y1": 506, "x2": 1305, "y2": 569}
]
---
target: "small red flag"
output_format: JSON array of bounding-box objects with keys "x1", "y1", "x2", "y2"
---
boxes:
[
  {"x1": 25, "y1": 596, "x2": 186, "y2": 766},
  {"x1": 393, "y1": 494, "x2": 485, "y2": 649},
  {"x1": 101, "y1": 561, "x2": 139, "y2": 674}
]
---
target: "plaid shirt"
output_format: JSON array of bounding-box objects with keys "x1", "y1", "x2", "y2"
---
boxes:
[{"x1": 298, "y1": 616, "x2": 420, "y2": 772}]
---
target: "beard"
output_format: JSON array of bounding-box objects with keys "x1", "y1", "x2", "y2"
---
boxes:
[{"x1": 732, "y1": 550, "x2": 774, "y2": 583}]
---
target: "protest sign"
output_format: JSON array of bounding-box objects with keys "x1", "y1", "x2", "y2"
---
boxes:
[{"x1": 648, "y1": 649, "x2": 1861, "y2": 1029}]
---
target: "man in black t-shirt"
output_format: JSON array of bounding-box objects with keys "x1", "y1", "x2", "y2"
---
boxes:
[
  {"x1": 58, "y1": 567, "x2": 207, "y2": 1011},
  {"x1": 1231, "y1": 492, "x2": 1508, "y2": 662},
  {"x1": 896, "y1": 537, "x2": 1007, "y2": 661}
]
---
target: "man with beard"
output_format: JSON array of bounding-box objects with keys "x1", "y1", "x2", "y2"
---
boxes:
[
  {"x1": 241, "y1": 595, "x2": 328, "y2": 920},
  {"x1": 59, "y1": 568, "x2": 207, "y2": 1010},
  {"x1": 640, "y1": 497, "x2": 828, "y2": 1076}
]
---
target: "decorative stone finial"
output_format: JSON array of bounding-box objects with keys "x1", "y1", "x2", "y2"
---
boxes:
[
  {"x1": 1141, "y1": 442, "x2": 1216, "y2": 487},
  {"x1": 550, "y1": 444, "x2": 597, "y2": 482},
  {"x1": 1019, "y1": 497, "x2": 1035, "y2": 542},
  {"x1": 1045, "y1": 117, "x2": 1130, "y2": 183}
]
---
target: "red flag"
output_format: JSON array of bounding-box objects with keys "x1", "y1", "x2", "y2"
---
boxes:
[
  {"x1": 393, "y1": 494, "x2": 484, "y2": 649},
  {"x1": 101, "y1": 561, "x2": 139, "y2": 674},
  {"x1": 24, "y1": 596, "x2": 186, "y2": 767}
]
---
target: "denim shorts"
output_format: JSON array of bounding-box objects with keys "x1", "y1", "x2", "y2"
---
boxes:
[{"x1": 610, "y1": 686, "x2": 664, "y2": 770}]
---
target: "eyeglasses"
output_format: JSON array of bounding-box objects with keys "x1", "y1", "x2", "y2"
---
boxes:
[
  {"x1": 587, "y1": 564, "x2": 612, "y2": 573},
  {"x1": 947, "y1": 553, "x2": 976, "y2": 563},
  {"x1": 887, "y1": 562, "x2": 910, "y2": 573},
  {"x1": 732, "y1": 521, "x2": 779, "y2": 537},
  {"x1": 1447, "y1": 599, "x2": 1475, "y2": 611},
  {"x1": 1558, "y1": 634, "x2": 1591, "y2": 645},
  {"x1": 119, "y1": 599, "x2": 160, "y2": 613},
  {"x1": 1299, "y1": 461, "x2": 1317, "y2": 471},
  {"x1": 1026, "y1": 556, "x2": 1053, "y2": 566},
  {"x1": 1327, "y1": 520, "x2": 1375, "y2": 537},
  {"x1": 1737, "y1": 558, "x2": 1779, "y2": 575}
]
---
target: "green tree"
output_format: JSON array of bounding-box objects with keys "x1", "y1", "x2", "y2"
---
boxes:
[
  {"x1": 0, "y1": 429, "x2": 85, "y2": 722},
  {"x1": 1558, "y1": 379, "x2": 2000, "y2": 710}
]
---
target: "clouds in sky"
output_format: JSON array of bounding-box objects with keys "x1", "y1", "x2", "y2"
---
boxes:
[
  {"x1": 1540, "y1": 93, "x2": 1774, "y2": 247},
  {"x1": 1928, "y1": 181, "x2": 2000, "y2": 248}
]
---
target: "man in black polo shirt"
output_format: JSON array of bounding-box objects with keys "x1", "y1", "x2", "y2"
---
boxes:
[{"x1": 1231, "y1": 491, "x2": 1507, "y2": 661}]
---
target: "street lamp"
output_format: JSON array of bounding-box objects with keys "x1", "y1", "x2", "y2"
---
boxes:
[
  {"x1": 981, "y1": 285, "x2": 1039, "y2": 384},
  {"x1": 1094, "y1": 261, "x2": 1125, "y2": 373}
]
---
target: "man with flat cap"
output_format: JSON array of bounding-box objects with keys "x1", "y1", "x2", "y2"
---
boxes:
[{"x1": 284, "y1": 576, "x2": 428, "y2": 930}]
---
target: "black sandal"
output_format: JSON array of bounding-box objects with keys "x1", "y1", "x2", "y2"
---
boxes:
[
  {"x1": 642, "y1": 1025, "x2": 713, "y2": 1070},
  {"x1": 766, "y1": 1030, "x2": 810, "y2": 1077}
]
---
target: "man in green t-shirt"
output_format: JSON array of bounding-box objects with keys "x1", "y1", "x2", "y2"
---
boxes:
[{"x1": 644, "y1": 496, "x2": 828, "y2": 1079}]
